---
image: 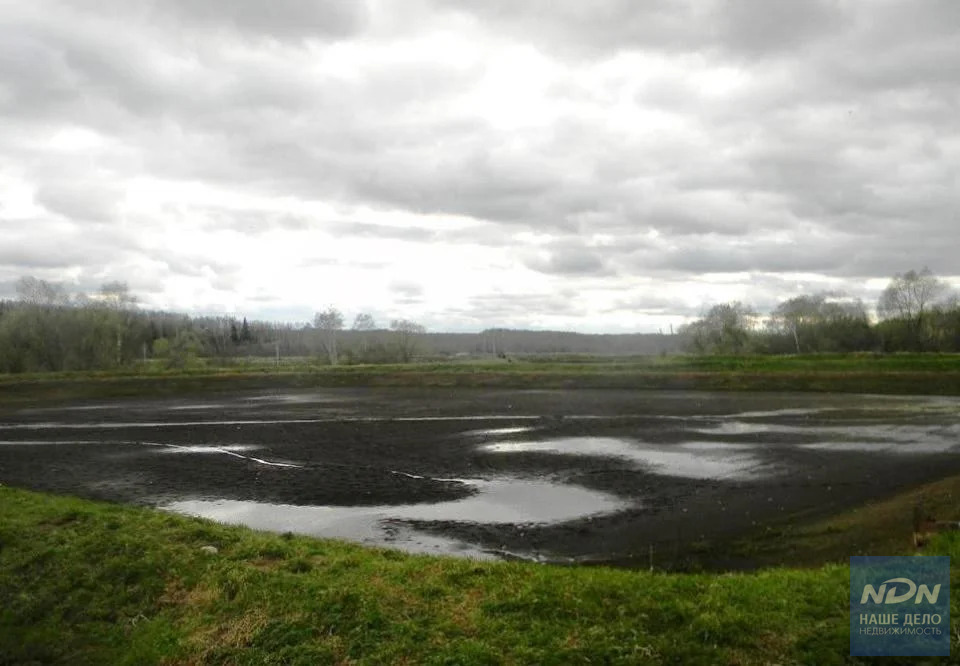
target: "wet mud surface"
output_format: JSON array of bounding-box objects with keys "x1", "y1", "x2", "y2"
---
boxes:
[{"x1": 2, "y1": 388, "x2": 959, "y2": 569}]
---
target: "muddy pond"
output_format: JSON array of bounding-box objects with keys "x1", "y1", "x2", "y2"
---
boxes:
[{"x1": 2, "y1": 388, "x2": 959, "y2": 569}]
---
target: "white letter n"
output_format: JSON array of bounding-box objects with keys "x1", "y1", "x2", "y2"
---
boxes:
[{"x1": 861, "y1": 584, "x2": 887, "y2": 604}]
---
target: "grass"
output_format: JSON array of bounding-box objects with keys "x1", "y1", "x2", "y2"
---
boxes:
[
  {"x1": 3, "y1": 356, "x2": 960, "y2": 661},
  {"x1": 3, "y1": 486, "x2": 960, "y2": 664},
  {"x1": 3, "y1": 353, "x2": 960, "y2": 409}
]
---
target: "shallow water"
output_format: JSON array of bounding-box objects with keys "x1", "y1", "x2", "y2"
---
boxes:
[
  {"x1": 481, "y1": 437, "x2": 769, "y2": 480},
  {"x1": 799, "y1": 440, "x2": 959, "y2": 454},
  {"x1": 7, "y1": 389, "x2": 960, "y2": 566},
  {"x1": 464, "y1": 426, "x2": 536, "y2": 436},
  {"x1": 165, "y1": 477, "x2": 628, "y2": 559},
  {"x1": 157, "y1": 444, "x2": 259, "y2": 454},
  {"x1": 696, "y1": 421, "x2": 960, "y2": 451}
]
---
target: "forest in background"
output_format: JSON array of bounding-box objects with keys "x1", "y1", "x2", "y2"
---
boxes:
[
  {"x1": 0, "y1": 267, "x2": 958, "y2": 374},
  {"x1": 679, "y1": 268, "x2": 960, "y2": 355},
  {"x1": 0, "y1": 277, "x2": 676, "y2": 373}
]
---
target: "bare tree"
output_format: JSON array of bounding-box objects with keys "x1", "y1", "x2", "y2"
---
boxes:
[
  {"x1": 352, "y1": 313, "x2": 377, "y2": 330},
  {"x1": 314, "y1": 307, "x2": 344, "y2": 364},
  {"x1": 878, "y1": 268, "x2": 948, "y2": 321},
  {"x1": 771, "y1": 292, "x2": 867, "y2": 353},
  {"x1": 390, "y1": 318, "x2": 426, "y2": 362},
  {"x1": 98, "y1": 281, "x2": 137, "y2": 309},
  {"x1": 878, "y1": 268, "x2": 950, "y2": 350},
  {"x1": 94, "y1": 281, "x2": 138, "y2": 366},
  {"x1": 15, "y1": 276, "x2": 69, "y2": 306},
  {"x1": 351, "y1": 312, "x2": 377, "y2": 356}
]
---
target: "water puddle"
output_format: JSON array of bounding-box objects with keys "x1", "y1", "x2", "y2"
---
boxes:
[
  {"x1": 167, "y1": 404, "x2": 229, "y2": 411},
  {"x1": 0, "y1": 413, "x2": 718, "y2": 432},
  {"x1": 694, "y1": 421, "x2": 780, "y2": 436},
  {"x1": 464, "y1": 426, "x2": 536, "y2": 436},
  {"x1": 0, "y1": 438, "x2": 302, "y2": 469},
  {"x1": 0, "y1": 415, "x2": 547, "y2": 430},
  {"x1": 677, "y1": 441, "x2": 757, "y2": 451},
  {"x1": 150, "y1": 443, "x2": 303, "y2": 468},
  {"x1": 481, "y1": 437, "x2": 769, "y2": 480},
  {"x1": 724, "y1": 407, "x2": 838, "y2": 419},
  {"x1": 157, "y1": 444, "x2": 260, "y2": 454},
  {"x1": 0, "y1": 439, "x2": 111, "y2": 446},
  {"x1": 164, "y1": 477, "x2": 627, "y2": 559},
  {"x1": 243, "y1": 394, "x2": 351, "y2": 405},
  {"x1": 800, "y1": 440, "x2": 959, "y2": 454},
  {"x1": 695, "y1": 421, "x2": 960, "y2": 452}
]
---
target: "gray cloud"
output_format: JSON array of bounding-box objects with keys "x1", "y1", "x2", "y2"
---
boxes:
[
  {"x1": 34, "y1": 181, "x2": 122, "y2": 222},
  {"x1": 447, "y1": 291, "x2": 583, "y2": 326},
  {"x1": 159, "y1": 0, "x2": 369, "y2": 39},
  {"x1": 525, "y1": 244, "x2": 611, "y2": 277},
  {"x1": 389, "y1": 280, "x2": 424, "y2": 298},
  {"x1": 2, "y1": 1, "x2": 959, "y2": 328},
  {"x1": 47, "y1": 0, "x2": 370, "y2": 42},
  {"x1": 433, "y1": 0, "x2": 845, "y2": 60},
  {"x1": 327, "y1": 222, "x2": 437, "y2": 242}
]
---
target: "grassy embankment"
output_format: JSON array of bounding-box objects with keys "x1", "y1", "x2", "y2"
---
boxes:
[
  {"x1": 3, "y1": 355, "x2": 960, "y2": 662},
  {"x1": 2, "y1": 483, "x2": 960, "y2": 665},
  {"x1": 3, "y1": 353, "x2": 960, "y2": 408}
]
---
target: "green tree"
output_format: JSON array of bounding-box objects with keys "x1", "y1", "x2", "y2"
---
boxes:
[
  {"x1": 679, "y1": 302, "x2": 755, "y2": 354},
  {"x1": 153, "y1": 331, "x2": 202, "y2": 369},
  {"x1": 770, "y1": 293, "x2": 871, "y2": 353}
]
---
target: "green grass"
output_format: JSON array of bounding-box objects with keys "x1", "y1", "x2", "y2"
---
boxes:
[
  {"x1": 3, "y1": 486, "x2": 959, "y2": 664},
  {"x1": 3, "y1": 353, "x2": 960, "y2": 409}
]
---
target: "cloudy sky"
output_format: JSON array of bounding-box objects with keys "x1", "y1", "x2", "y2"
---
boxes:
[{"x1": 1, "y1": 1, "x2": 958, "y2": 332}]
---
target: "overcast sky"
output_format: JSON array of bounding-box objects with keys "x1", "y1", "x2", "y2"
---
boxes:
[{"x1": 1, "y1": 1, "x2": 958, "y2": 332}]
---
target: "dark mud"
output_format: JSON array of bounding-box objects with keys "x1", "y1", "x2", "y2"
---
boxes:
[{"x1": 1, "y1": 388, "x2": 959, "y2": 569}]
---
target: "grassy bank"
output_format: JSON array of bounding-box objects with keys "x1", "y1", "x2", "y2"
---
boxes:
[
  {"x1": 3, "y1": 353, "x2": 960, "y2": 408},
  {"x1": 1, "y1": 487, "x2": 957, "y2": 664}
]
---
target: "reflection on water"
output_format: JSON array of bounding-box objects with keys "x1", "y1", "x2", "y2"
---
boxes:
[
  {"x1": 677, "y1": 441, "x2": 757, "y2": 451},
  {"x1": 167, "y1": 404, "x2": 228, "y2": 411},
  {"x1": 800, "y1": 440, "x2": 958, "y2": 454},
  {"x1": 464, "y1": 426, "x2": 536, "y2": 436},
  {"x1": 164, "y1": 477, "x2": 628, "y2": 559},
  {"x1": 482, "y1": 437, "x2": 769, "y2": 480},
  {"x1": 696, "y1": 421, "x2": 960, "y2": 451},
  {"x1": 157, "y1": 444, "x2": 259, "y2": 454},
  {"x1": 243, "y1": 393, "x2": 349, "y2": 405},
  {"x1": 0, "y1": 440, "x2": 109, "y2": 446}
]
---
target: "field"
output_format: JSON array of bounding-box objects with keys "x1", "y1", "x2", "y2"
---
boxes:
[
  {"x1": 2, "y1": 387, "x2": 960, "y2": 570},
  {"x1": 3, "y1": 356, "x2": 960, "y2": 663}
]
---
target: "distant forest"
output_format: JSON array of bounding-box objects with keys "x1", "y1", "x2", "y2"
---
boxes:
[
  {"x1": 0, "y1": 277, "x2": 676, "y2": 373},
  {"x1": 679, "y1": 268, "x2": 960, "y2": 355},
  {"x1": 1, "y1": 267, "x2": 958, "y2": 374}
]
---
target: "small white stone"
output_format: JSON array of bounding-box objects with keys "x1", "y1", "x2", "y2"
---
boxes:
[{"x1": 200, "y1": 545, "x2": 219, "y2": 555}]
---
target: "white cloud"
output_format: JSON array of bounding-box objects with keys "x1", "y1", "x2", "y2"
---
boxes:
[{"x1": 2, "y1": 1, "x2": 959, "y2": 331}]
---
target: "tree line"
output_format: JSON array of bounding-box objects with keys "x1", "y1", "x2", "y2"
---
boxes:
[
  {"x1": 0, "y1": 278, "x2": 434, "y2": 373},
  {"x1": 0, "y1": 277, "x2": 679, "y2": 373},
  {"x1": 8, "y1": 267, "x2": 949, "y2": 374},
  {"x1": 679, "y1": 268, "x2": 960, "y2": 354}
]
